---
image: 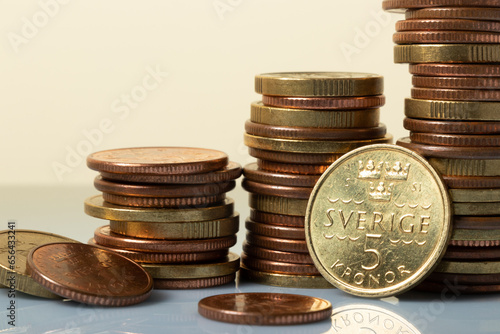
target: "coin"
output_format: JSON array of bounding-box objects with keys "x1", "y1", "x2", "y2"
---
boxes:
[
  {"x1": 84, "y1": 195, "x2": 234, "y2": 222},
  {"x1": 394, "y1": 31, "x2": 500, "y2": 44},
  {"x1": 243, "y1": 179, "x2": 312, "y2": 200},
  {"x1": 198, "y1": 292, "x2": 332, "y2": 325},
  {"x1": 406, "y1": 7, "x2": 500, "y2": 21},
  {"x1": 0, "y1": 230, "x2": 78, "y2": 299},
  {"x1": 255, "y1": 72, "x2": 383, "y2": 97},
  {"x1": 383, "y1": 0, "x2": 500, "y2": 12},
  {"x1": 27, "y1": 243, "x2": 153, "y2": 306},
  {"x1": 415, "y1": 280, "x2": 500, "y2": 293},
  {"x1": 154, "y1": 273, "x2": 236, "y2": 289},
  {"x1": 108, "y1": 214, "x2": 239, "y2": 240},
  {"x1": 410, "y1": 132, "x2": 500, "y2": 147},
  {"x1": 250, "y1": 102, "x2": 381, "y2": 128},
  {"x1": 249, "y1": 194, "x2": 308, "y2": 216},
  {"x1": 396, "y1": 19, "x2": 500, "y2": 33},
  {"x1": 412, "y1": 87, "x2": 500, "y2": 101},
  {"x1": 436, "y1": 260, "x2": 500, "y2": 274},
  {"x1": 246, "y1": 232, "x2": 309, "y2": 253},
  {"x1": 450, "y1": 189, "x2": 500, "y2": 202},
  {"x1": 444, "y1": 246, "x2": 500, "y2": 260},
  {"x1": 454, "y1": 202, "x2": 500, "y2": 215},
  {"x1": 451, "y1": 228, "x2": 500, "y2": 241},
  {"x1": 243, "y1": 163, "x2": 320, "y2": 187},
  {"x1": 250, "y1": 209, "x2": 305, "y2": 227},
  {"x1": 453, "y1": 216, "x2": 500, "y2": 229},
  {"x1": 99, "y1": 161, "x2": 242, "y2": 184},
  {"x1": 245, "y1": 219, "x2": 305, "y2": 239},
  {"x1": 404, "y1": 118, "x2": 500, "y2": 134},
  {"x1": 394, "y1": 44, "x2": 500, "y2": 63},
  {"x1": 450, "y1": 239, "x2": 500, "y2": 247},
  {"x1": 257, "y1": 160, "x2": 330, "y2": 175},
  {"x1": 405, "y1": 98, "x2": 500, "y2": 121},
  {"x1": 306, "y1": 144, "x2": 452, "y2": 297},
  {"x1": 441, "y1": 175, "x2": 500, "y2": 188},
  {"x1": 93, "y1": 225, "x2": 236, "y2": 252},
  {"x1": 427, "y1": 272, "x2": 500, "y2": 285},
  {"x1": 397, "y1": 137, "x2": 500, "y2": 159},
  {"x1": 102, "y1": 192, "x2": 225, "y2": 208},
  {"x1": 262, "y1": 95, "x2": 386, "y2": 110},
  {"x1": 249, "y1": 147, "x2": 342, "y2": 164},
  {"x1": 409, "y1": 64, "x2": 500, "y2": 77},
  {"x1": 87, "y1": 147, "x2": 228, "y2": 175},
  {"x1": 242, "y1": 241, "x2": 314, "y2": 264},
  {"x1": 413, "y1": 76, "x2": 500, "y2": 89},
  {"x1": 241, "y1": 253, "x2": 320, "y2": 275}
]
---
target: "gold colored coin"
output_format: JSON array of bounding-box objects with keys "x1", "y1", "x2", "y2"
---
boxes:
[
  {"x1": 239, "y1": 265, "x2": 334, "y2": 289},
  {"x1": 141, "y1": 252, "x2": 239, "y2": 279},
  {"x1": 394, "y1": 44, "x2": 500, "y2": 63},
  {"x1": 244, "y1": 133, "x2": 393, "y2": 154},
  {"x1": 250, "y1": 102, "x2": 381, "y2": 128},
  {"x1": 109, "y1": 214, "x2": 239, "y2": 240},
  {"x1": 0, "y1": 230, "x2": 79, "y2": 299},
  {"x1": 249, "y1": 194, "x2": 308, "y2": 216},
  {"x1": 84, "y1": 195, "x2": 234, "y2": 222},
  {"x1": 306, "y1": 144, "x2": 452, "y2": 297},
  {"x1": 428, "y1": 158, "x2": 500, "y2": 177},
  {"x1": 450, "y1": 189, "x2": 500, "y2": 203},
  {"x1": 453, "y1": 202, "x2": 500, "y2": 216},
  {"x1": 435, "y1": 260, "x2": 500, "y2": 274},
  {"x1": 405, "y1": 98, "x2": 500, "y2": 121},
  {"x1": 255, "y1": 72, "x2": 383, "y2": 97},
  {"x1": 451, "y1": 228, "x2": 500, "y2": 242}
]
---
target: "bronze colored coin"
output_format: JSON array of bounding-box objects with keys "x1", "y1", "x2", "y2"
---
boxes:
[
  {"x1": 413, "y1": 76, "x2": 500, "y2": 89},
  {"x1": 87, "y1": 147, "x2": 228, "y2": 175},
  {"x1": 245, "y1": 232, "x2": 309, "y2": 253},
  {"x1": 435, "y1": 260, "x2": 500, "y2": 274},
  {"x1": 250, "y1": 101, "x2": 381, "y2": 128},
  {"x1": 394, "y1": 31, "x2": 500, "y2": 44},
  {"x1": 404, "y1": 118, "x2": 500, "y2": 134},
  {"x1": 450, "y1": 188, "x2": 500, "y2": 202},
  {"x1": 396, "y1": 19, "x2": 500, "y2": 33},
  {"x1": 242, "y1": 241, "x2": 314, "y2": 264},
  {"x1": 410, "y1": 132, "x2": 500, "y2": 147},
  {"x1": 198, "y1": 292, "x2": 332, "y2": 325},
  {"x1": 249, "y1": 194, "x2": 308, "y2": 216},
  {"x1": 243, "y1": 163, "x2": 320, "y2": 187},
  {"x1": 454, "y1": 202, "x2": 500, "y2": 215},
  {"x1": 245, "y1": 219, "x2": 305, "y2": 240},
  {"x1": 383, "y1": 0, "x2": 500, "y2": 12},
  {"x1": 453, "y1": 216, "x2": 500, "y2": 230},
  {"x1": 406, "y1": 7, "x2": 500, "y2": 22},
  {"x1": 394, "y1": 44, "x2": 500, "y2": 64},
  {"x1": 257, "y1": 159, "x2": 330, "y2": 175},
  {"x1": 241, "y1": 253, "x2": 320, "y2": 275},
  {"x1": 239, "y1": 265, "x2": 333, "y2": 289},
  {"x1": 95, "y1": 176, "x2": 235, "y2": 197},
  {"x1": 250, "y1": 209, "x2": 305, "y2": 227},
  {"x1": 99, "y1": 161, "x2": 242, "y2": 184},
  {"x1": 249, "y1": 148, "x2": 342, "y2": 164},
  {"x1": 27, "y1": 243, "x2": 153, "y2": 306},
  {"x1": 242, "y1": 179, "x2": 312, "y2": 200},
  {"x1": 412, "y1": 87, "x2": 500, "y2": 101},
  {"x1": 450, "y1": 239, "x2": 500, "y2": 247},
  {"x1": 427, "y1": 272, "x2": 500, "y2": 285},
  {"x1": 101, "y1": 192, "x2": 225, "y2": 208},
  {"x1": 154, "y1": 273, "x2": 235, "y2": 289},
  {"x1": 428, "y1": 158, "x2": 500, "y2": 177},
  {"x1": 405, "y1": 98, "x2": 500, "y2": 121},
  {"x1": 93, "y1": 225, "x2": 236, "y2": 253},
  {"x1": 442, "y1": 175, "x2": 500, "y2": 188},
  {"x1": 262, "y1": 95, "x2": 385, "y2": 110},
  {"x1": 415, "y1": 280, "x2": 500, "y2": 294},
  {"x1": 444, "y1": 246, "x2": 500, "y2": 260},
  {"x1": 409, "y1": 64, "x2": 500, "y2": 77},
  {"x1": 245, "y1": 120, "x2": 386, "y2": 141},
  {"x1": 397, "y1": 137, "x2": 500, "y2": 159},
  {"x1": 88, "y1": 238, "x2": 228, "y2": 263}
]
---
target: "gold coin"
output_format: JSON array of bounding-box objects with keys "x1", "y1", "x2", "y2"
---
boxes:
[
  {"x1": 450, "y1": 189, "x2": 500, "y2": 203},
  {"x1": 435, "y1": 260, "x2": 500, "y2": 274},
  {"x1": 428, "y1": 158, "x2": 500, "y2": 177},
  {"x1": 109, "y1": 214, "x2": 239, "y2": 239},
  {"x1": 255, "y1": 72, "x2": 383, "y2": 97},
  {"x1": 451, "y1": 228, "x2": 500, "y2": 242},
  {"x1": 84, "y1": 195, "x2": 234, "y2": 222},
  {"x1": 453, "y1": 202, "x2": 500, "y2": 216},
  {"x1": 0, "y1": 230, "x2": 78, "y2": 298},
  {"x1": 239, "y1": 265, "x2": 334, "y2": 289},
  {"x1": 244, "y1": 133, "x2": 393, "y2": 154},
  {"x1": 394, "y1": 44, "x2": 500, "y2": 63},
  {"x1": 249, "y1": 194, "x2": 308, "y2": 216},
  {"x1": 250, "y1": 102, "x2": 381, "y2": 128},
  {"x1": 405, "y1": 98, "x2": 500, "y2": 121},
  {"x1": 141, "y1": 252, "x2": 239, "y2": 279},
  {"x1": 306, "y1": 144, "x2": 452, "y2": 297}
]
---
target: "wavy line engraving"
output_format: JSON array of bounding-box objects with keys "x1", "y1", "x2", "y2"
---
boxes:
[
  {"x1": 409, "y1": 204, "x2": 419, "y2": 209},
  {"x1": 390, "y1": 239, "x2": 400, "y2": 244},
  {"x1": 336, "y1": 235, "x2": 347, "y2": 241},
  {"x1": 394, "y1": 202, "x2": 405, "y2": 208},
  {"x1": 416, "y1": 240, "x2": 427, "y2": 246},
  {"x1": 342, "y1": 199, "x2": 352, "y2": 204},
  {"x1": 354, "y1": 200, "x2": 364, "y2": 205},
  {"x1": 328, "y1": 197, "x2": 339, "y2": 203},
  {"x1": 348, "y1": 236, "x2": 360, "y2": 241},
  {"x1": 324, "y1": 234, "x2": 335, "y2": 239},
  {"x1": 421, "y1": 204, "x2": 432, "y2": 210}
]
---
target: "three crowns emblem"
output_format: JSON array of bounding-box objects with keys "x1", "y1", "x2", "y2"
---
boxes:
[{"x1": 358, "y1": 160, "x2": 410, "y2": 201}]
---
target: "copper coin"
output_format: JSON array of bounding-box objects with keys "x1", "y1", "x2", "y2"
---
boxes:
[
  {"x1": 245, "y1": 232, "x2": 309, "y2": 253},
  {"x1": 397, "y1": 137, "x2": 500, "y2": 159},
  {"x1": 444, "y1": 246, "x2": 500, "y2": 260},
  {"x1": 415, "y1": 280, "x2": 500, "y2": 294},
  {"x1": 241, "y1": 253, "x2": 320, "y2": 275},
  {"x1": 394, "y1": 31, "x2": 500, "y2": 44},
  {"x1": 99, "y1": 161, "x2": 242, "y2": 184},
  {"x1": 262, "y1": 95, "x2": 385, "y2": 110},
  {"x1": 383, "y1": 0, "x2": 500, "y2": 12},
  {"x1": 93, "y1": 225, "x2": 236, "y2": 253},
  {"x1": 245, "y1": 219, "x2": 305, "y2": 240},
  {"x1": 243, "y1": 163, "x2": 320, "y2": 187},
  {"x1": 409, "y1": 64, "x2": 500, "y2": 77},
  {"x1": 250, "y1": 209, "x2": 305, "y2": 227},
  {"x1": 406, "y1": 7, "x2": 500, "y2": 21},
  {"x1": 102, "y1": 192, "x2": 225, "y2": 208},
  {"x1": 412, "y1": 87, "x2": 500, "y2": 101},
  {"x1": 88, "y1": 238, "x2": 228, "y2": 263},
  {"x1": 396, "y1": 19, "x2": 500, "y2": 32},
  {"x1": 426, "y1": 272, "x2": 500, "y2": 285},
  {"x1": 242, "y1": 179, "x2": 312, "y2": 200},
  {"x1": 410, "y1": 132, "x2": 500, "y2": 147},
  {"x1": 404, "y1": 117, "x2": 500, "y2": 134},
  {"x1": 249, "y1": 147, "x2": 342, "y2": 164},
  {"x1": 413, "y1": 76, "x2": 500, "y2": 89},
  {"x1": 198, "y1": 293, "x2": 332, "y2": 325},
  {"x1": 27, "y1": 243, "x2": 153, "y2": 306},
  {"x1": 450, "y1": 239, "x2": 500, "y2": 247},
  {"x1": 242, "y1": 241, "x2": 314, "y2": 264},
  {"x1": 87, "y1": 147, "x2": 228, "y2": 175},
  {"x1": 154, "y1": 273, "x2": 235, "y2": 289},
  {"x1": 245, "y1": 120, "x2": 386, "y2": 140},
  {"x1": 454, "y1": 216, "x2": 500, "y2": 230},
  {"x1": 442, "y1": 175, "x2": 500, "y2": 189},
  {"x1": 257, "y1": 159, "x2": 329, "y2": 175}
]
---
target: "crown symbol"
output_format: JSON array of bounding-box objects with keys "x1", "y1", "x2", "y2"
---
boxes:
[
  {"x1": 369, "y1": 182, "x2": 393, "y2": 201},
  {"x1": 358, "y1": 160, "x2": 383, "y2": 179},
  {"x1": 385, "y1": 161, "x2": 410, "y2": 180}
]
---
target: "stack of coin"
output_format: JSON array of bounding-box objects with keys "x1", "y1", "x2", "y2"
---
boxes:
[
  {"x1": 83, "y1": 147, "x2": 242, "y2": 289},
  {"x1": 384, "y1": 1, "x2": 500, "y2": 293},
  {"x1": 240, "y1": 72, "x2": 393, "y2": 288}
]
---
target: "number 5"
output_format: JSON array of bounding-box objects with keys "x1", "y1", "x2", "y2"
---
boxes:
[{"x1": 362, "y1": 234, "x2": 381, "y2": 271}]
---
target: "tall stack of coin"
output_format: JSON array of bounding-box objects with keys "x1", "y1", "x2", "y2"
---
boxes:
[
  {"x1": 240, "y1": 72, "x2": 393, "y2": 288},
  {"x1": 83, "y1": 147, "x2": 242, "y2": 289},
  {"x1": 384, "y1": 1, "x2": 500, "y2": 293}
]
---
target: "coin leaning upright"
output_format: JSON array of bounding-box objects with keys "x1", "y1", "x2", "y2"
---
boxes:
[{"x1": 305, "y1": 144, "x2": 451, "y2": 297}]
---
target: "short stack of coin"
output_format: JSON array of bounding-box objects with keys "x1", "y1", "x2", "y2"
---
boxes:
[
  {"x1": 83, "y1": 147, "x2": 242, "y2": 289},
  {"x1": 240, "y1": 72, "x2": 393, "y2": 288},
  {"x1": 383, "y1": 0, "x2": 500, "y2": 293}
]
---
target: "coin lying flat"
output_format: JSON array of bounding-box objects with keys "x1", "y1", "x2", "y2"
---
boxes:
[
  {"x1": 394, "y1": 31, "x2": 500, "y2": 44},
  {"x1": 242, "y1": 179, "x2": 312, "y2": 199},
  {"x1": 397, "y1": 137, "x2": 500, "y2": 159},
  {"x1": 198, "y1": 293, "x2": 332, "y2": 325},
  {"x1": 412, "y1": 76, "x2": 500, "y2": 89},
  {"x1": 262, "y1": 95, "x2": 385, "y2": 110},
  {"x1": 404, "y1": 118, "x2": 500, "y2": 135},
  {"x1": 396, "y1": 19, "x2": 500, "y2": 33},
  {"x1": 412, "y1": 87, "x2": 500, "y2": 102},
  {"x1": 241, "y1": 253, "x2": 320, "y2": 275},
  {"x1": 449, "y1": 189, "x2": 500, "y2": 202},
  {"x1": 249, "y1": 194, "x2": 308, "y2": 216},
  {"x1": 394, "y1": 44, "x2": 500, "y2": 63},
  {"x1": 444, "y1": 246, "x2": 500, "y2": 261},
  {"x1": 453, "y1": 216, "x2": 500, "y2": 229},
  {"x1": 406, "y1": 7, "x2": 500, "y2": 22},
  {"x1": 245, "y1": 219, "x2": 305, "y2": 239},
  {"x1": 249, "y1": 147, "x2": 342, "y2": 164},
  {"x1": 257, "y1": 159, "x2": 330, "y2": 175},
  {"x1": 405, "y1": 98, "x2": 500, "y2": 121},
  {"x1": 306, "y1": 144, "x2": 451, "y2": 297},
  {"x1": 154, "y1": 273, "x2": 236, "y2": 289},
  {"x1": 243, "y1": 163, "x2": 320, "y2": 187},
  {"x1": 101, "y1": 192, "x2": 226, "y2": 208},
  {"x1": 250, "y1": 209, "x2": 305, "y2": 227},
  {"x1": 442, "y1": 175, "x2": 500, "y2": 189},
  {"x1": 384, "y1": 0, "x2": 500, "y2": 12},
  {"x1": 246, "y1": 232, "x2": 309, "y2": 253},
  {"x1": 242, "y1": 241, "x2": 314, "y2": 264},
  {"x1": 239, "y1": 265, "x2": 333, "y2": 289},
  {"x1": 410, "y1": 132, "x2": 500, "y2": 147}
]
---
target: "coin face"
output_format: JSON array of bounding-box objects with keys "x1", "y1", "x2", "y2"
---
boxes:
[{"x1": 305, "y1": 144, "x2": 451, "y2": 297}]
